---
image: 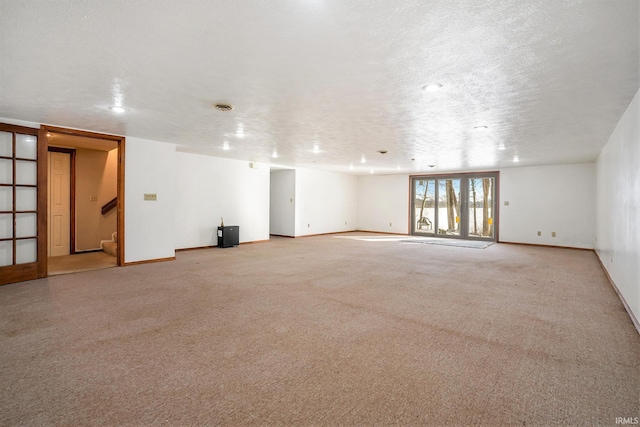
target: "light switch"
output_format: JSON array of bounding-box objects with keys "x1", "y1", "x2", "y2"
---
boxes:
[
  {"x1": 144, "y1": 193, "x2": 157, "y2": 201},
  {"x1": 504, "y1": 201, "x2": 510, "y2": 206}
]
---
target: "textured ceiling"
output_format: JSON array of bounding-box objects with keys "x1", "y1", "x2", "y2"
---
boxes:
[{"x1": 1, "y1": 1, "x2": 638, "y2": 174}]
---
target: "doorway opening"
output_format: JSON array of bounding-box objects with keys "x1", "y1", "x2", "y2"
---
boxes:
[
  {"x1": 411, "y1": 172, "x2": 499, "y2": 241},
  {"x1": 43, "y1": 127, "x2": 125, "y2": 275}
]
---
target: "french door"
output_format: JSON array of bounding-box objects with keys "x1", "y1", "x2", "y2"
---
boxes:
[
  {"x1": 411, "y1": 172, "x2": 498, "y2": 241},
  {"x1": 0, "y1": 123, "x2": 47, "y2": 285}
]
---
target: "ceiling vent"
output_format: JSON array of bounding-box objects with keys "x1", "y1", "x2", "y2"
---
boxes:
[{"x1": 214, "y1": 103, "x2": 234, "y2": 111}]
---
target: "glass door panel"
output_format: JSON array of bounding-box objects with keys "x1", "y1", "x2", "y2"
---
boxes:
[
  {"x1": 438, "y1": 178, "x2": 461, "y2": 236},
  {"x1": 468, "y1": 177, "x2": 494, "y2": 239},
  {"x1": 16, "y1": 134, "x2": 37, "y2": 159},
  {"x1": 0, "y1": 132, "x2": 11, "y2": 156},
  {"x1": 411, "y1": 173, "x2": 497, "y2": 241},
  {"x1": 0, "y1": 241, "x2": 11, "y2": 267},
  {"x1": 414, "y1": 179, "x2": 436, "y2": 234}
]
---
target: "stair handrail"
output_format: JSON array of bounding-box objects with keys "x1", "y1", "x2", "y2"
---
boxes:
[{"x1": 101, "y1": 197, "x2": 117, "y2": 215}]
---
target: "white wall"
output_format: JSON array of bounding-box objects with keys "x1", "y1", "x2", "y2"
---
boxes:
[
  {"x1": 499, "y1": 164, "x2": 596, "y2": 248},
  {"x1": 357, "y1": 174, "x2": 410, "y2": 234},
  {"x1": 174, "y1": 152, "x2": 270, "y2": 249},
  {"x1": 596, "y1": 89, "x2": 640, "y2": 327},
  {"x1": 270, "y1": 169, "x2": 295, "y2": 236},
  {"x1": 124, "y1": 137, "x2": 176, "y2": 263},
  {"x1": 294, "y1": 168, "x2": 357, "y2": 236},
  {"x1": 355, "y1": 166, "x2": 596, "y2": 248}
]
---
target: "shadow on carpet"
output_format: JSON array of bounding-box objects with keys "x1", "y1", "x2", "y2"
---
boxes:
[{"x1": 401, "y1": 238, "x2": 494, "y2": 249}]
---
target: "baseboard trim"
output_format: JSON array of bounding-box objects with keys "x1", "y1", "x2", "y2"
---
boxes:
[
  {"x1": 270, "y1": 234, "x2": 295, "y2": 238},
  {"x1": 176, "y1": 239, "x2": 270, "y2": 252},
  {"x1": 176, "y1": 245, "x2": 215, "y2": 252},
  {"x1": 123, "y1": 256, "x2": 176, "y2": 266},
  {"x1": 595, "y1": 253, "x2": 640, "y2": 336},
  {"x1": 498, "y1": 241, "x2": 593, "y2": 251},
  {"x1": 354, "y1": 230, "x2": 410, "y2": 236},
  {"x1": 296, "y1": 230, "x2": 360, "y2": 238},
  {"x1": 241, "y1": 239, "x2": 270, "y2": 245}
]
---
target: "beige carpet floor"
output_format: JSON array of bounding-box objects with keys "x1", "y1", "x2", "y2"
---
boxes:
[{"x1": 1, "y1": 233, "x2": 638, "y2": 426}]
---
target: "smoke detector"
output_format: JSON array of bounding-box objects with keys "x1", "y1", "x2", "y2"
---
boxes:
[{"x1": 214, "y1": 103, "x2": 234, "y2": 111}]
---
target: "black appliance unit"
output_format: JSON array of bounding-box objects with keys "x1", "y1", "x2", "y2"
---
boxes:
[{"x1": 217, "y1": 226, "x2": 239, "y2": 248}]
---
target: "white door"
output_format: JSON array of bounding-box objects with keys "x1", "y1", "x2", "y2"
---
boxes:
[{"x1": 48, "y1": 151, "x2": 71, "y2": 257}]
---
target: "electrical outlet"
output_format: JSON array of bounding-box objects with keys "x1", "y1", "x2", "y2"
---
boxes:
[
  {"x1": 537, "y1": 231, "x2": 541, "y2": 236},
  {"x1": 308, "y1": 224, "x2": 310, "y2": 228},
  {"x1": 89, "y1": 195, "x2": 97, "y2": 202},
  {"x1": 144, "y1": 193, "x2": 157, "y2": 201},
  {"x1": 551, "y1": 231, "x2": 556, "y2": 237},
  {"x1": 389, "y1": 222, "x2": 392, "y2": 227},
  {"x1": 345, "y1": 221, "x2": 347, "y2": 225}
]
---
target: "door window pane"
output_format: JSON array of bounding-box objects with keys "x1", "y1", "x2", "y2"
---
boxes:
[
  {"x1": 0, "y1": 241, "x2": 12, "y2": 267},
  {"x1": 16, "y1": 187, "x2": 37, "y2": 211},
  {"x1": 414, "y1": 179, "x2": 435, "y2": 234},
  {"x1": 15, "y1": 160, "x2": 36, "y2": 185},
  {"x1": 438, "y1": 178, "x2": 461, "y2": 236},
  {"x1": 0, "y1": 186, "x2": 12, "y2": 211},
  {"x1": 16, "y1": 238, "x2": 37, "y2": 264},
  {"x1": 468, "y1": 178, "x2": 494, "y2": 239},
  {"x1": 0, "y1": 214, "x2": 12, "y2": 239},
  {"x1": 0, "y1": 159, "x2": 12, "y2": 184},
  {"x1": 0, "y1": 131, "x2": 11, "y2": 157},
  {"x1": 16, "y1": 134, "x2": 37, "y2": 159},
  {"x1": 15, "y1": 213, "x2": 36, "y2": 238}
]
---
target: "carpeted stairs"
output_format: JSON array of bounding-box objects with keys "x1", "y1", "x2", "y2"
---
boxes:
[{"x1": 101, "y1": 232, "x2": 117, "y2": 257}]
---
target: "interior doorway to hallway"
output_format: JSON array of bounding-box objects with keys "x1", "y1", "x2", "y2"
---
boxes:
[{"x1": 43, "y1": 127, "x2": 125, "y2": 275}]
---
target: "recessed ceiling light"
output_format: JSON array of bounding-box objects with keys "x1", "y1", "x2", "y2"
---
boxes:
[
  {"x1": 422, "y1": 83, "x2": 443, "y2": 92},
  {"x1": 272, "y1": 151, "x2": 278, "y2": 158},
  {"x1": 428, "y1": 164, "x2": 436, "y2": 168},
  {"x1": 109, "y1": 106, "x2": 126, "y2": 113},
  {"x1": 349, "y1": 163, "x2": 354, "y2": 171},
  {"x1": 361, "y1": 155, "x2": 366, "y2": 164},
  {"x1": 378, "y1": 150, "x2": 388, "y2": 154},
  {"x1": 474, "y1": 125, "x2": 488, "y2": 130},
  {"x1": 369, "y1": 170, "x2": 374, "y2": 174},
  {"x1": 222, "y1": 141, "x2": 230, "y2": 151},
  {"x1": 312, "y1": 144, "x2": 320, "y2": 154},
  {"x1": 513, "y1": 155, "x2": 520, "y2": 163},
  {"x1": 498, "y1": 144, "x2": 506, "y2": 150}
]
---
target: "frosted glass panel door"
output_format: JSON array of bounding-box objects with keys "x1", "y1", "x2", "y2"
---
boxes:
[{"x1": 0, "y1": 124, "x2": 45, "y2": 285}]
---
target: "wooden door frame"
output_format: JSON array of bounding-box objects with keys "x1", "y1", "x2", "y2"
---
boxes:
[
  {"x1": 0, "y1": 123, "x2": 47, "y2": 284},
  {"x1": 47, "y1": 147, "x2": 76, "y2": 255},
  {"x1": 42, "y1": 126, "x2": 125, "y2": 267},
  {"x1": 409, "y1": 171, "x2": 500, "y2": 242}
]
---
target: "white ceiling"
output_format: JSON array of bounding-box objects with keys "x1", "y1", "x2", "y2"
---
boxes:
[{"x1": 1, "y1": 1, "x2": 638, "y2": 175}]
